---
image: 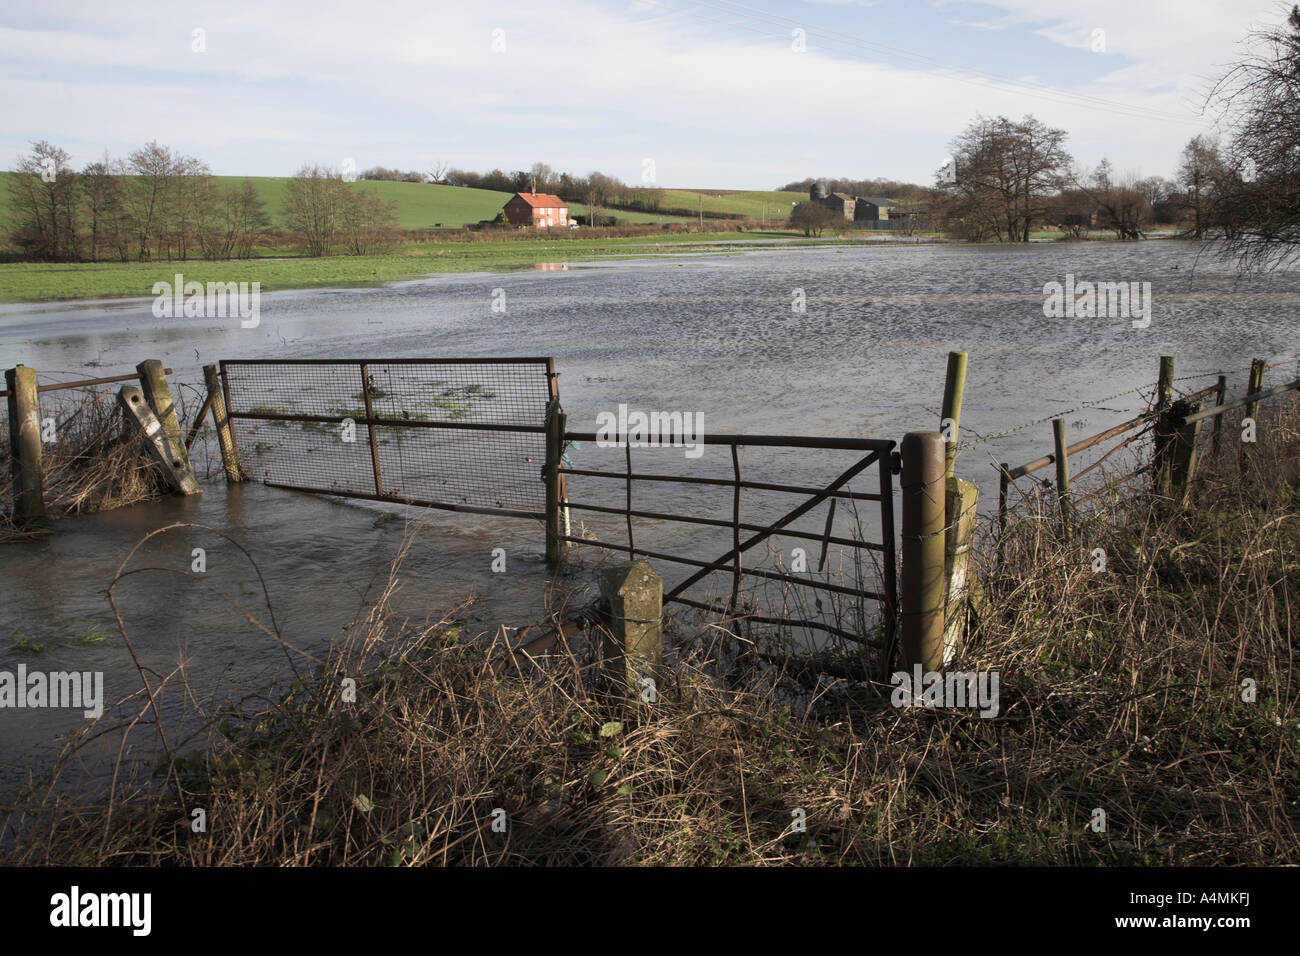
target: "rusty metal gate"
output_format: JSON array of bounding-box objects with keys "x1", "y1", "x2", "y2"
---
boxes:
[
  {"x1": 219, "y1": 358, "x2": 557, "y2": 518},
  {"x1": 558, "y1": 431, "x2": 899, "y2": 649}
]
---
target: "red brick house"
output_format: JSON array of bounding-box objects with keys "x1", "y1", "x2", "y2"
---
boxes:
[{"x1": 502, "y1": 191, "x2": 569, "y2": 228}]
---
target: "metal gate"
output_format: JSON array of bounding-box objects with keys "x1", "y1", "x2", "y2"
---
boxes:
[{"x1": 219, "y1": 358, "x2": 557, "y2": 518}]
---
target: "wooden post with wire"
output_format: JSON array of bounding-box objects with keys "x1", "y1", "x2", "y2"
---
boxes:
[
  {"x1": 203, "y1": 365, "x2": 243, "y2": 483},
  {"x1": 900, "y1": 432, "x2": 945, "y2": 671},
  {"x1": 1052, "y1": 417, "x2": 1070, "y2": 530},
  {"x1": 1242, "y1": 358, "x2": 1266, "y2": 474},
  {"x1": 544, "y1": 397, "x2": 565, "y2": 571}
]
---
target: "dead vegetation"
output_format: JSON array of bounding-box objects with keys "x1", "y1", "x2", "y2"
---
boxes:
[{"x1": 2, "y1": 399, "x2": 1297, "y2": 866}]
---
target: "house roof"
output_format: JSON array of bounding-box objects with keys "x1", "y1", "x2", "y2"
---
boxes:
[
  {"x1": 829, "y1": 192, "x2": 855, "y2": 201},
  {"x1": 511, "y1": 192, "x2": 567, "y2": 208},
  {"x1": 856, "y1": 197, "x2": 897, "y2": 206}
]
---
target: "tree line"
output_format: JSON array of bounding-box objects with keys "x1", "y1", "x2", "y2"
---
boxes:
[{"x1": 4, "y1": 144, "x2": 399, "y2": 262}]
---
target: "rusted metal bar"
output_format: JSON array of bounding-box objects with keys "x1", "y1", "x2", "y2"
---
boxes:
[
  {"x1": 663, "y1": 449, "x2": 884, "y2": 603},
  {"x1": 184, "y1": 393, "x2": 214, "y2": 450},
  {"x1": 564, "y1": 431, "x2": 893, "y2": 452},
  {"x1": 0, "y1": 368, "x2": 174, "y2": 399},
  {"x1": 561, "y1": 535, "x2": 889, "y2": 601},
  {"x1": 228, "y1": 409, "x2": 548, "y2": 434},
  {"x1": 359, "y1": 362, "x2": 384, "y2": 496},
  {"x1": 817, "y1": 498, "x2": 836, "y2": 573},
  {"x1": 544, "y1": 397, "x2": 562, "y2": 570},
  {"x1": 559, "y1": 466, "x2": 883, "y2": 501},
  {"x1": 625, "y1": 440, "x2": 635, "y2": 559},
  {"x1": 669, "y1": 596, "x2": 878, "y2": 646},
  {"x1": 878, "y1": 452, "x2": 899, "y2": 666},
  {"x1": 728, "y1": 444, "x2": 743, "y2": 615},
  {"x1": 562, "y1": 500, "x2": 885, "y2": 552},
  {"x1": 265, "y1": 482, "x2": 545, "y2": 521},
  {"x1": 222, "y1": 357, "x2": 554, "y2": 366}
]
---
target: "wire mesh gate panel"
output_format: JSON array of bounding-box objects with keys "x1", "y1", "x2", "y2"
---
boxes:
[{"x1": 220, "y1": 358, "x2": 557, "y2": 518}]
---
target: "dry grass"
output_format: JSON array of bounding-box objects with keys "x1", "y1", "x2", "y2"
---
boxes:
[
  {"x1": 2, "y1": 400, "x2": 1297, "y2": 866},
  {"x1": 0, "y1": 387, "x2": 170, "y2": 540}
]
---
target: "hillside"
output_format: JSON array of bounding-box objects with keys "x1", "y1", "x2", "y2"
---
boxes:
[{"x1": 0, "y1": 173, "x2": 809, "y2": 236}]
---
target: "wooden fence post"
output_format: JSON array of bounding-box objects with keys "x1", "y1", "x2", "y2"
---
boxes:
[
  {"x1": 940, "y1": 350, "x2": 967, "y2": 479},
  {"x1": 600, "y1": 559, "x2": 663, "y2": 704},
  {"x1": 203, "y1": 365, "x2": 243, "y2": 483},
  {"x1": 900, "y1": 432, "x2": 945, "y2": 672},
  {"x1": 136, "y1": 360, "x2": 190, "y2": 474},
  {"x1": 1242, "y1": 358, "x2": 1266, "y2": 475},
  {"x1": 1157, "y1": 355, "x2": 1175, "y2": 410},
  {"x1": 1052, "y1": 417, "x2": 1070, "y2": 530},
  {"x1": 5, "y1": 365, "x2": 47, "y2": 524},
  {"x1": 1169, "y1": 399, "x2": 1204, "y2": 507}
]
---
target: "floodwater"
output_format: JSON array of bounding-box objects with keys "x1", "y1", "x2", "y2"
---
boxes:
[{"x1": 1, "y1": 239, "x2": 1297, "y2": 790}]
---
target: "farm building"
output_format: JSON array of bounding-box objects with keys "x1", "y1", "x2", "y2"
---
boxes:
[
  {"x1": 503, "y1": 191, "x2": 569, "y2": 228},
  {"x1": 807, "y1": 184, "x2": 898, "y2": 224},
  {"x1": 853, "y1": 197, "x2": 896, "y2": 221}
]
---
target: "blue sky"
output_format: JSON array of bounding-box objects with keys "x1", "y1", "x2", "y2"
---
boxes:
[{"x1": 0, "y1": 0, "x2": 1286, "y2": 188}]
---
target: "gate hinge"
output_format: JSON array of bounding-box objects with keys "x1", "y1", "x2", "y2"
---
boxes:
[{"x1": 890, "y1": 451, "x2": 902, "y2": 475}]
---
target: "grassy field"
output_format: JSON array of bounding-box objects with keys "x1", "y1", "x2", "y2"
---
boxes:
[
  {"x1": 0, "y1": 231, "x2": 863, "y2": 302},
  {"x1": 657, "y1": 188, "x2": 811, "y2": 220},
  {"x1": 0, "y1": 173, "x2": 749, "y2": 231}
]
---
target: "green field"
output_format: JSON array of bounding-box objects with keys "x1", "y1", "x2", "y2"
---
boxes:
[
  {"x1": 654, "y1": 189, "x2": 811, "y2": 220},
  {"x1": 0, "y1": 231, "x2": 875, "y2": 303}
]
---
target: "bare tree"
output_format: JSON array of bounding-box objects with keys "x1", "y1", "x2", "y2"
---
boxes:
[
  {"x1": 1176, "y1": 135, "x2": 1226, "y2": 239},
  {"x1": 939, "y1": 114, "x2": 1072, "y2": 242},
  {"x1": 6, "y1": 141, "x2": 80, "y2": 261},
  {"x1": 283, "y1": 164, "x2": 348, "y2": 256},
  {"x1": 425, "y1": 159, "x2": 450, "y2": 184},
  {"x1": 1208, "y1": 4, "x2": 1300, "y2": 270}
]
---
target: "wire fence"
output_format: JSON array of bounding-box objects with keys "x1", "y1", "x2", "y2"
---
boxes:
[{"x1": 219, "y1": 358, "x2": 557, "y2": 518}]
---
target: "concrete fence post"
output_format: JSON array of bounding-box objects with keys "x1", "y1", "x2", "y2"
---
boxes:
[
  {"x1": 900, "y1": 432, "x2": 945, "y2": 672},
  {"x1": 599, "y1": 559, "x2": 663, "y2": 704},
  {"x1": 136, "y1": 359, "x2": 190, "y2": 474},
  {"x1": 943, "y1": 475, "x2": 979, "y2": 665},
  {"x1": 5, "y1": 365, "x2": 47, "y2": 524},
  {"x1": 117, "y1": 386, "x2": 202, "y2": 496}
]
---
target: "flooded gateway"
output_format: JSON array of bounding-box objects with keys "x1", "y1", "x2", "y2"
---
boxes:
[{"x1": 1, "y1": 239, "x2": 1298, "y2": 789}]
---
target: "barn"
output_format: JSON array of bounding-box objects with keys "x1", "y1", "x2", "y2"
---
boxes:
[{"x1": 502, "y1": 191, "x2": 569, "y2": 228}]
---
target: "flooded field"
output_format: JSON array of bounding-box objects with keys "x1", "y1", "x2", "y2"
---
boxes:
[{"x1": 2, "y1": 239, "x2": 1297, "y2": 790}]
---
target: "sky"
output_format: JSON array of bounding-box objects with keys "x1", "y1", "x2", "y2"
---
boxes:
[{"x1": 0, "y1": 0, "x2": 1289, "y2": 189}]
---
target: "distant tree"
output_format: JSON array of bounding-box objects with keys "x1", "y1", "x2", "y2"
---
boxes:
[
  {"x1": 283, "y1": 164, "x2": 349, "y2": 256},
  {"x1": 939, "y1": 114, "x2": 1073, "y2": 242},
  {"x1": 790, "y1": 201, "x2": 836, "y2": 237},
  {"x1": 79, "y1": 151, "x2": 124, "y2": 262},
  {"x1": 1176, "y1": 135, "x2": 1226, "y2": 239},
  {"x1": 1073, "y1": 159, "x2": 1150, "y2": 239},
  {"x1": 339, "y1": 188, "x2": 400, "y2": 255},
  {"x1": 6, "y1": 141, "x2": 80, "y2": 261},
  {"x1": 426, "y1": 160, "x2": 450, "y2": 184}
]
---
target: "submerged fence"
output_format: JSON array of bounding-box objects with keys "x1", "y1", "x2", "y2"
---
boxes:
[{"x1": 218, "y1": 358, "x2": 558, "y2": 519}]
